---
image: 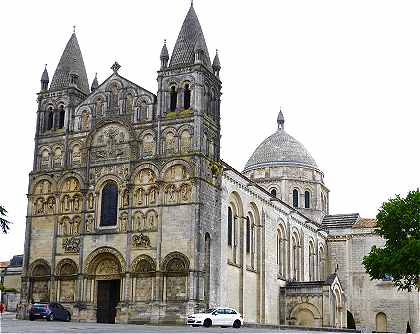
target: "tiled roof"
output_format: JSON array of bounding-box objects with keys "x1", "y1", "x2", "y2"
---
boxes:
[
  {"x1": 50, "y1": 33, "x2": 89, "y2": 94},
  {"x1": 169, "y1": 4, "x2": 211, "y2": 69},
  {"x1": 322, "y1": 213, "x2": 360, "y2": 228},
  {"x1": 244, "y1": 128, "x2": 318, "y2": 172},
  {"x1": 352, "y1": 218, "x2": 377, "y2": 229}
]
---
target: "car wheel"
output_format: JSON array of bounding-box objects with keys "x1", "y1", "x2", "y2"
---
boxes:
[
  {"x1": 233, "y1": 320, "x2": 241, "y2": 328},
  {"x1": 47, "y1": 313, "x2": 54, "y2": 321},
  {"x1": 203, "y1": 318, "x2": 212, "y2": 327},
  {"x1": 29, "y1": 315, "x2": 35, "y2": 321}
]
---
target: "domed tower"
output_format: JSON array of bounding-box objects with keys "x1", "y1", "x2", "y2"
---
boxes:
[{"x1": 243, "y1": 110, "x2": 329, "y2": 222}]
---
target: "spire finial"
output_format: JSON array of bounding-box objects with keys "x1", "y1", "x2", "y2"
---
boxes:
[
  {"x1": 277, "y1": 107, "x2": 285, "y2": 130},
  {"x1": 73, "y1": 25, "x2": 76, "y2": 33},
  {"x1": 45, "y1": 64, "x2": 47, "y2": 69},
  {"x1": 164, "y1": 39, "x2": 167, "y2": 45},
  {"x1": 191, "y1": 0, "x2": 193, "y2": 6}
]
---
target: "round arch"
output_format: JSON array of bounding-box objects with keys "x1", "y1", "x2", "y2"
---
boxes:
[{"x1": 84, "y1": 247, "x2": 126, "y2": 274}]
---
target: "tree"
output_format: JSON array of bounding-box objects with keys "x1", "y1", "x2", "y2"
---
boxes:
[
  {"x1": 0, "y1": 205, "x2": 12, "y2": 234},
  {"x1": 363, "y1": 190, "x2": 420, "y2": 291}
]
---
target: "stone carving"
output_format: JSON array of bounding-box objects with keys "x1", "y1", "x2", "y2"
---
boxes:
[
  {"x1": 82, "y1": 111, "x2": 89, "y2": 130},
  {"x1": 35, "y1": 180, "x2": 51, "y2": 195},
  {"x1": 136, "y1": 277, "x2": 152, "y2": 301},
  {"x1": 180, "y1": 130, "x2": 191, "y2": 153},
  {"x1": 111, "y1": 83, "x2": 119, "y2": 110},
  {"x1": 71, "y1": 144, "x2": 81, "y2": 166},
  {"x1": 60, "y1": 217, "x2": 71, "y2": 235},
  {"x1": 62, "y1": 237, "x2": 80, "y2": 253},
  {"x1": 86, "y1": 215, "x2": 94, "y2": 232},
  {"x1": 32, "y1": 280, "x2": 49, "y2": 302},
  {"x1": 95, "y1": 97, "x2": 104, "y2": 115},
  {"x1": 165, "y1": 132, "x2": 176, "y2": 155},
  {"x1": 133, "y1": 211, "x2": 144, "y2": 231},
  {"x1": 146, "y1": 211, "x2": 157, "y2": 231},
  {"x1": 180, "y1": 183, "x2": 192, "y2": 202},
  {"x1": 34, "y1": 198, "x2": 45, "y2": 215},
  {"x1": 96, "y1": 259, "x2": 119, "y2": 275},
  {"x1": 62, "y1": 195, "x2": 71, "y2": 212},
  {"x1": 127, "y1": 94, "x2": 133, "y2": 113},
  {"x1": 166, "y1": 276, "x2": 186, "y2": 301},
  {"x1": 143, "y1": 134, "x2": 155, "y2": 157},
  {"x1": 119, "y1": 212, "x2": 128, "y2": 232},
  {"x1": 135, "y1": 169, "x2": 156, "y2": 185},
  {"x1": 59, "y1": 280, "x2": 75, "y2": 302},
  {"x1": 64, "y1": 178, "x2": 80, "y2": 192},
  {"x1": 132, "y1": 233, "x2": 151, "y2": 248},
  {"x1": 46, "y1": 197, "x2": 55, "y2": 214},
  {"x1": 92, "y1": 125, "x2": 128, "y2": 161},
  {"x1": 138, "y1": 102, "x2": 147, "y2": 120},
  {"x1": 53, "y1": 147, "x2": 63, "y2": 168},
  {"x1": 73, "y1": 216, "x2": 81, "y2": 235},
  {"x1": 88, "y1": 193, "x2": 94, "y2": 209},
  {"x1": 73, "y1": 195, "x2": 81, "y2": 212},
  {"x1": 164, "y1": 165, "x2": 189, "y2": 182},
  {"x1": 134, "y1": 187, "x2": 144, "y2": 206},
  {"x1": 40, "y1": 149, "x2": 50, "y2": 169},
  {"x1": 166, "y1": 184, "x2": 176, "y2": 203},
  {"x1": 147, "y1": 187, "x2": 158, "y2": 204},
  {"x1": 122, "y1": 189, "x2": 129, "y2": 207}
]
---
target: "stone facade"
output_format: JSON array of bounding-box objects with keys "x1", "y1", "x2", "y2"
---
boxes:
[{"x1": 20, "y1": 3, "x2": 419, "y2": 331}]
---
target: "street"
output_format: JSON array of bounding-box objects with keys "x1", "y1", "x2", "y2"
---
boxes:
[{"x1": 0, "y1": 312, "x2": 324, "y2": 333}]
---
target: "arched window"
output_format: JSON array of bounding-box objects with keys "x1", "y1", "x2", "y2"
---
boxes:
[
  {"x1": 100, "y1": 181, "x2": 118, "y2": 227},
  {"x1": 58, "y1": 105, "x2": 65, "y2": 129},
  {"x1": 46, "y1": 107, "x2": 53, "y2": 131},
  {"x1": 309, "y1": 241, "x2": 315, "y2": 281},
  {"x1": 183, "y1": 84, "x2": 191, "y2": 109},
  {"x1": 227, "y1": 207, "x2": 233, "y2": 246},
  {"x1": 170, "y1": 86, "x2": 177, "y2": 112},
  {"x1": 246, "y1": 217, "x2": 251, "y2": 254},
  {"x1": 304, "y1": 191, "x2": 310, "y2": 209},
  {"x1": 270, "y1": 188, "x2": 277, "y2": 197},
  {"x1": 293, "y1": 189, "x2": 299, "y2": 208},
  {"x1": 319, "y1": 246, "x2": 326, "y2": 280},
  {"x1": 292, "y1": 235, "x2": 298, "y2": 280},
  {"x1": 277, "y1": 227, "x2": 285, "y2": 277}
]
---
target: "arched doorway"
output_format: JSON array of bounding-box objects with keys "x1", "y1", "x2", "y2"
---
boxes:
[
  {"x1": 85, "y1": 248, "x2": 126, "y2": 324},
  {"x1": 347, "y1": 310, "x2": 356, "y2": 329},
  {"x1": 376, "y1": 312, "x2": 387, "y2": 333}
]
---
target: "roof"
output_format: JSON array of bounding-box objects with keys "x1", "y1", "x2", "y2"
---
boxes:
[
  {"x1": 322, "y1": 213, "x2": 360, "y2": 228},
  {"x1": 244, "y1": 128, "x2": 318, "y2": 172},
  {"x1": 50, "y1": 32, "x2": 90, "y2": 94},
  {"x1": 0, "y1": 261, "x2": 10, "y2": 268},
  {"x1": 41, "y1": 66, "x2": 49, "y2": 82},
  {"x1": 212, "y1": 51, "x2": 221, "y2": 70},
  {"x1": 352, "y1": 218, "x2": 377, "y2": 229},
  {"x1": 9, "y1": 255, "x2": 23, "y2": 268},
  {"x1": 169, "y1": 4, "x2": 211, "y2": 69},
  {"x1": 160, "y1": 41, "x2": 169, "y2": 60}
]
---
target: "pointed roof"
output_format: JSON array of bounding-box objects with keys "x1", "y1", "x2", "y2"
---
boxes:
[
  {"x1": 91, "y1": 73, "x2": 99, "y2": 92},
  {"x1": 169, "y1": 4, "x2": 211, "y2": 69},
  {"x1": 41, "y1": 65, "x2": 49, "y2": 83},
  {"x1": 212, "y1": 50, "x2": 221, "y2": 70},
  {"x1": 160, "y1": 40, "x2": 169, "y2": 60},
  {"x1": 50, "y1": 32, "x2": 90, "y2": 94}
]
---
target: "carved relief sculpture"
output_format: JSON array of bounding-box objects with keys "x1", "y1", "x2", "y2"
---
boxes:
[
  {"x1": 81, "y1": 111, "x2": 89, "y2": 130},
  {"x1": 62, "y1": 237, "x2": 80, "y2": 253},
  {"x1": 85, "y1": 215, "x2": 94, "y2": 233},
  {"x1": 53, "y1": 147, "x2": 63, "y2": 168},
  {"x1": 143, "y1": 134, "x2": 155, "y2": 157},
  {"x1": 132, "y1": 233, "x2": 151, "y2": 248},
  {"x1": 119, "y1": 212, "x2": 128, "y2": 232},
  {"x1": 88, "y1": 193, "x2": 94, "y2": 209}
]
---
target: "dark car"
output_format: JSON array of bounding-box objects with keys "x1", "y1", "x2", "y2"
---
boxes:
[{"x1": 29, "y1": 302, "x2": 71, "y2": 322}]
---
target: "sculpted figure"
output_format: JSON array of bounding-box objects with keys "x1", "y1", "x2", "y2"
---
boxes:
[{"x1": 88, "y1": 193, "x2": 94, "y2": 209}]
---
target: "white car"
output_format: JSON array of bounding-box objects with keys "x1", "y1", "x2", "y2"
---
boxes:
[{"x1": 186, "y1": 306, "x2": 243, "y2": 328}]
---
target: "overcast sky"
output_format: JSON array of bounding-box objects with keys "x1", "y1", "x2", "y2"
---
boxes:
[{"x1": 1, "y1": 0, "x2": 420, "y2": 261}]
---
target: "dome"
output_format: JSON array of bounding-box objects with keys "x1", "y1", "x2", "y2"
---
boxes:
[{"x1": 244, "y1": 111, "x2": 318, "y2": 172}]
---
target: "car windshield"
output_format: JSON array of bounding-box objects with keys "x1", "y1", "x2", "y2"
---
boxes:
[{"x1": 204, "y1": 308, "x2": 216, "y2": 313}]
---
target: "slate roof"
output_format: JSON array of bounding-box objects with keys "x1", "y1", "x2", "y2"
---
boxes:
[
  {"x1": 169, "y1": 4, "x2": 211, "y2": 69},
  {"x1": 244, "y1": 128, "x2": 318, "y2": 172},
  {"x1": 9, "y1": 255, "x2": 23, "y2": 268},
  {"x1": 50, "y1": 33, "x2": 90, "y2": 94},
  {"x1": 322, "y1": 213, "x2": 360, "y2": 228}
]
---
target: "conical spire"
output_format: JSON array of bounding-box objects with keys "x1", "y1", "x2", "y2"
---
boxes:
[
  {"x1": 160, "y1": 39, "x2": 169, "y2": 60},
  {"x1": 169, "y1": 3, "x2": 211, "y2": 69},
  {"x1": 277, "y1": 108, "x2": 285, "y2": 130},
  {"x1": 91, "y1": 73, "x2": 99, "y2": 92},
  {"x1": 40, "y1": 64, "x2": 49, "y2": 91},
  {"x1": 212, "y1": 50, "x2": 221, "y2": 70},
  {"x1": 50, "y1": 32, "x2": 90, "y2": 94}
]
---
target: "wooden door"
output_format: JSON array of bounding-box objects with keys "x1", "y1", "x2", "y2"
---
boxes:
[{"x1": 96, "y1": 280, "x2": 120, "y2": 323}]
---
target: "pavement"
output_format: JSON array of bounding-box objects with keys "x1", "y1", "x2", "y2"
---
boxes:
[{"x1": 0, "y1": 312, "x2": 337, "y2": 333}]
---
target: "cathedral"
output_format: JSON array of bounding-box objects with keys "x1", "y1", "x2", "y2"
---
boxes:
[{"x1": 20, "y1": 3, "x2": 419, "y2": 332}]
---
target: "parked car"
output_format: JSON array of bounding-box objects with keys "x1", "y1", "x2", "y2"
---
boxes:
[
  {"x1": 186, "y1": 306, "x2": 243, "y2": 328},
  {"x1": 29, "y1": 302, "x2": 71, "y2": 322}
]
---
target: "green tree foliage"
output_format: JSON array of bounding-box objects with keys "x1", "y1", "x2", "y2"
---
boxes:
[
  {"x1": 0, "y1": 205, "x2": 12, "y2": 234},
  {"x1": 363, "y1": 190, "x2": 420, "y2": 291}
]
